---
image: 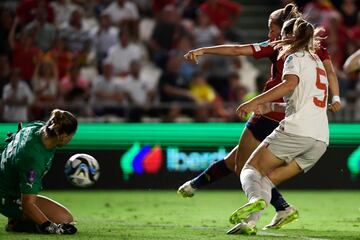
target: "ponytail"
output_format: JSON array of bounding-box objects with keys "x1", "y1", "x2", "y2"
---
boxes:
[
  {"x1": 272, "y1": 18, "x2": 322, "y2": 59},
  {"x1": 270, "y1": 3, "x2": 301, "y2": 27},
  {"x1": 45, "y1": 109, "x2": 77, "y2": 137}
]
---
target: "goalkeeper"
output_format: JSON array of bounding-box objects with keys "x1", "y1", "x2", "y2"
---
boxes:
[{"x1": 0, "y1": 109, "x2": 78, "y2": 234}]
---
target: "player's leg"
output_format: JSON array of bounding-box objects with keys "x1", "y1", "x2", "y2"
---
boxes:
[
  {"x1": 267, "y1": 160, "x2": 303, "y2": 186},
  {"x1": 177, "y1": 124, "x2": 261, "y2": 197},
  {"x1": 36, "y1": 195, "x2": 74, "y2": 224},
  {"x1": 1, "y1": 195, "x2": 75, "y2": 233},
  {"x1": 263, "y1": 140, "x2": 327, "y2": 230},
  {"x1": 177, "y1": 146, "x2": 236, "y2": 197},
  {"x1": 229, "y1": 144, "x2": 283, "y2": 225},
  {"x1": 191, "y1": 145, "x2": 237, "y2": 187},
  {"x1": 36, "y1": 195, "x2": 77, "y2": 234},
  {"x1": 234, "y1": 127, "x2": 261, "y2": 176},
  {"x1": 262, "y1": 161, "x2": 302, "y2": 230},
  {"x1": 248, "y1": 117, "x2": 300, "y2": 222},
  {"x1": 0, "y1": 197, "x2": 38, "y2": 233},
  {"x1": 178, "y1": 114, "x2": 269, "y2": 197},
  {"x1": 268, "y1": 139, "x2": 326, "y2": 185},
  {"x1": 239, "y1": 119, "x2": 293, "y2": 216}
]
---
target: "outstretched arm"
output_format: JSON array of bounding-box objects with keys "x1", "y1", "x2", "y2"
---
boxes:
[{"x1": 184, "y1": 44, "x2": 254, "y2": 64}]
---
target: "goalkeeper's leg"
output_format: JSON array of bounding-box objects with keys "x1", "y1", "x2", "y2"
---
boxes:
[
  {"x1": 2, "y1": 195, "x2": 76, "y2": 234},
  {"x1": 36, "y1": 195, "x2": 74, "y2": 224}
]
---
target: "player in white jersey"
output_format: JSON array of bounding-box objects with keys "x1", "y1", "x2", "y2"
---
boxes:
[
  {"x1": 278, "y1": 52, "x2": 329, "y2": 144},
  {"x1": 226, "y1": 18, "x2": 329, "y2": 235}
]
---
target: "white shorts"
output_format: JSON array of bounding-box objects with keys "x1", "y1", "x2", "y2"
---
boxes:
[{"x1": 263, "y1": 129, "x2": 327, "y2": 172}]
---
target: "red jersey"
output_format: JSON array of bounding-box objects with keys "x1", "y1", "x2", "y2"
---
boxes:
[{"x1": 250, "y1": 40, "x2": 330, "y2": 122}]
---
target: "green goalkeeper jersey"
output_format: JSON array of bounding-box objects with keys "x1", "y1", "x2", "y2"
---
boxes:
[{"x1": 0, "y1": 122, "x2": 55, "y2": 198}]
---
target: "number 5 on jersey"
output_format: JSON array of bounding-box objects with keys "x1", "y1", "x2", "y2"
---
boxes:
[{"x1": 313, "y1": 68, "x2": 328, "y2": 108}]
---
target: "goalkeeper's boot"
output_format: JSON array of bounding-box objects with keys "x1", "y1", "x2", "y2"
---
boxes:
[
  {"x1": 229, "y1": 199, "x2": 266, "y2": 224},
  {"x1": 177, "y1": 180, "x2": 196, "y2": 198},
  {"x1": 262, "y1": 206, "x2": 299, "y2": 230},
  {"x1": 227, "y1": 220, "x2": 257, "y2": 235}
]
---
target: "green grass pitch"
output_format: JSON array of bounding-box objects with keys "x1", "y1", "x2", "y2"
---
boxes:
[{"x1": 0, "y1": 190, "x2": 359, "y2": 239}]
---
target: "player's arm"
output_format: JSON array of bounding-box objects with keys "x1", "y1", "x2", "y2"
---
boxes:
[
  {"x1": 256, "y1": 102, "x2": 286, "y2": 115},
  {"x1": 236, "y1": 74, "x2": 298, "y2": 119},
  {"x1": 21, "y1": 193, "x2": 64, "y2": 233},
  {"x1": 184, "y1": 44, "x2": 254, "y2": 64},
  {"x1": 19, "y1": 163, "x2": 65, "y2": 234},
  {"x1": 19, "y1": 171, "x2": 53, "y2": 230},
  {"x1": 323, "y1": 59, "x2": 341, "y2": 112}
]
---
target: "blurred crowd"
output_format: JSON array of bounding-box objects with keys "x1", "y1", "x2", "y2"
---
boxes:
[{"x1": 0, "y1": 0, "x2": 358, "y2": 122}]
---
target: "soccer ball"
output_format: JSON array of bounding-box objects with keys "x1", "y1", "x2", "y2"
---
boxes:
[{"x1": 65, "y1": 153, "x2": 100, "y2": 187}]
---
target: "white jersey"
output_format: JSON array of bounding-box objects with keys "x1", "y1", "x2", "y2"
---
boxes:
[{"x1": 279, "y1": 51, "x2": 329, "y2": 145}]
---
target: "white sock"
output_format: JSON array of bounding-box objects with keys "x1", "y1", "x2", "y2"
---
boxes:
[
  {"x1": 240, "y1": 165, "x2": 276, "y2": 225},
  {"x1": 240, "y1": 164, "x2": 274, "y2": 206},
  {"x1": 260, "y1": 176, "x2": 274, "y2": 206},
  {"x1": 246, "y1": 211, "x2": 264, "y2": 223},
  {"x1": 240, "y1": 164, "x2": 264, "y2": 203}
]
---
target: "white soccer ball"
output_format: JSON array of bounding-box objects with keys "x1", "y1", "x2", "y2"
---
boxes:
[{"x1": 64, "y1": 153, "x2": 100, "y2": 187}]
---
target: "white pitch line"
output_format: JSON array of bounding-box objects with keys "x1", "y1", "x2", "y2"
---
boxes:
[
  {"x1": 257, "y1": 231, "x2": 287, "y2": 237},
  {"x1": 258, "y1": 231, "x2": 330, "y2": 240},
  {"x1": 112, "y1": 222, "x2": 331, "y2": 240},
  {"x1": 301, "y1": 238, "x2": 330, "y2": 240}
]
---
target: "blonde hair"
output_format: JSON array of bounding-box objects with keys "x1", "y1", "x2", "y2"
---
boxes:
[
  {"x1": 269, "y1": 3, "x2": 301, "y2": 27},
  {"x1": 273, "y1": 18, "x2": 323, "y2": 59},
  {"x1": 45, "y1": 109, "x2": 78, "y2": 137}
]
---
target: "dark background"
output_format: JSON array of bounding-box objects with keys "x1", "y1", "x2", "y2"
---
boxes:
[{"x1": 45, "y1": 145, "x2": 360, "y2": 190}]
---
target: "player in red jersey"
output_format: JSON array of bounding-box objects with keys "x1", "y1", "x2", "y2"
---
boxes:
[{"x1": 178, "y1": 3, "x2": 341, "y2": 230}]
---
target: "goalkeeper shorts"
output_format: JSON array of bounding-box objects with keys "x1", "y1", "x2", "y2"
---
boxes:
[{"x1": 0, "y1": 196, "x2": 23, "y2": 220}]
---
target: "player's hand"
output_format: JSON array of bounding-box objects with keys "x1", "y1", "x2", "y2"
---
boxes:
[
  {"x1": 236, "y1": 100, "x2": 257, "y2": 120},
  {"x1": 39, "y1": 221, "x2": 63, "y2": 234},
  {"x1": 5, "y1": 122, "x2": 22, "y2": 143},
  {"x1": 328, "y1": 101, "x2": 342, "y2": 113},
  {"x1": 60, "y1": 223, "x2": 77, "y2": 234},
  {"x1": 184, "y1": 49, "x2": 204, "y2": 64},
  {"x1": 38, "y1": 221, "x2": 77, "y2": 235},
  {"x1": 255, "y1": 103, "x2": 272, "y2": 115}
]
